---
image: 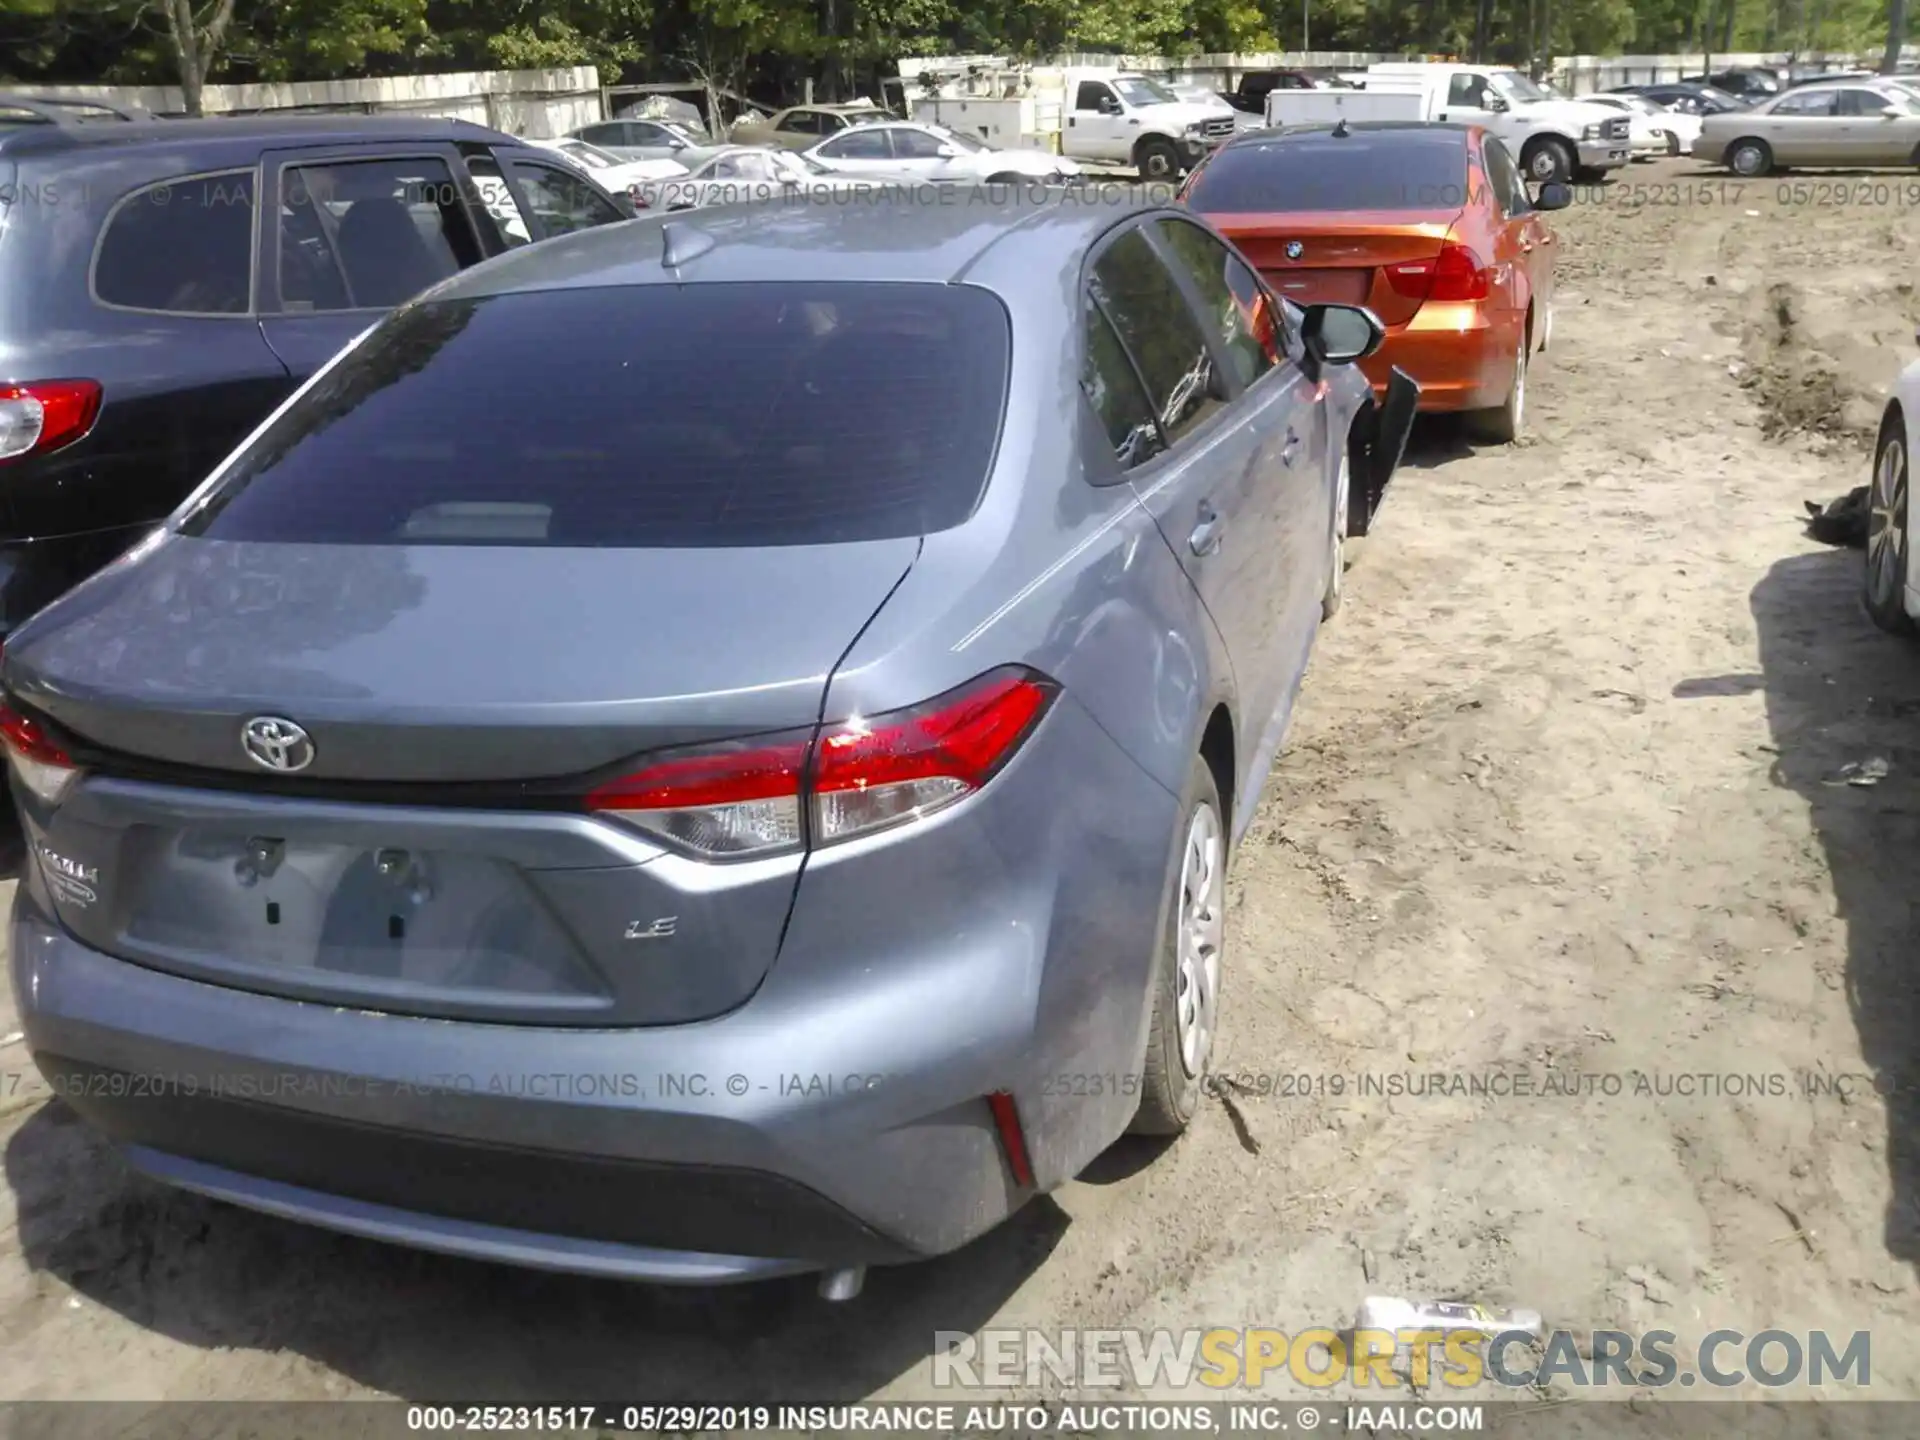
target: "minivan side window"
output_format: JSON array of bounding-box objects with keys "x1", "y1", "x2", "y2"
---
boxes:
[
  {"x1": 95, "y1": 170, "x2": 256, "y2": 315},
  {"x1": 1088, "y1": 227, "x2": 1221, "y2": 448},
  {"x1": 1082, "y1": 301, "x2": 1166, "y2": 474},
  {"x1": 1152, "y1": 218, "x2": 1275, "y2": 388}
]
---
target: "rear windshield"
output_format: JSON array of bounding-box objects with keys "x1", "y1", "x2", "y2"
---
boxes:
[
  {"x1": 1186, "y1": 133, "x2": 1468, "y2": 213},
  {"x1": 180, "y1": 281, "x2": 1012, "y2": 547}
]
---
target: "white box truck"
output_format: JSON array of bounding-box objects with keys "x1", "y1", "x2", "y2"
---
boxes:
[{"x1": 1267, "y1": 62, "x2": 1631, "y2": 182}]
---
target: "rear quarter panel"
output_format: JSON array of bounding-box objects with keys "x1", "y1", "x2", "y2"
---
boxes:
[{"x1": 792, "y1": 255, "x2": 1235, "y2": 1185}]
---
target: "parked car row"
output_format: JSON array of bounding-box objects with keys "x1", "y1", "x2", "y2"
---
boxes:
[{"x1": 3, "y1": 96, "x2": 1582, "y2": 1304}]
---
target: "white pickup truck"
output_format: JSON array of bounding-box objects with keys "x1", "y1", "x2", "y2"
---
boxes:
[
  {"x1": 1266, "y1": 63, "x2": 1631, "y2": 183},
  {"x1": 1061, "y1": 72, "x2": 1239, "y2": 181}
]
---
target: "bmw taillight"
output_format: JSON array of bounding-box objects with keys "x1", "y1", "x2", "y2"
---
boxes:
[
  {"x1": 0, "y1": 380, "x2": 102, "y2": 463},
  {"x1": 586, "y1": 667, "x2": 1058, "y2": 860},
  {"x1": 1384, "y1": 240, "x2": 1491, "y2": 304},
  {"x1": 0, "y1": 700, "x2": 82, "y2": 805}
]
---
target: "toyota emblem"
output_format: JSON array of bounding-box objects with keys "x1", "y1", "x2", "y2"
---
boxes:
[
  {"x1": 1284, "y1": 240, "x2": 1304, "y2": 260},
  {"x1": 241, "y1": 716, "x2": 315, "y2": 773}
]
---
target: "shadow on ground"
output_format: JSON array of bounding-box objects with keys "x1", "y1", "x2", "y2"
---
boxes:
[
  {"x1": 5, "y1": 1101, "x2": 1065, "y2": 1400},
  {"x1": 1750, "y1": 547, "x2": 1920, "y2": 1267}
]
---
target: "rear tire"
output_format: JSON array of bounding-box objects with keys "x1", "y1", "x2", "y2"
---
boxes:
[
  {"x1": 1136, "y1": 136, "x2": 1181, "y2": 183},
  {"x1": 1468, "y1": 322, "x2": 1528, "y2": 444},
  {"x1": 985, "y1": 171, "x2": 1024, "y2": 186},
  {"x1": 1131, "y1": 753, "x2": 1226, "y2": 1136},
  {"x1": 1866, "y1": 408, "x2": 1917, "y2": 635}
]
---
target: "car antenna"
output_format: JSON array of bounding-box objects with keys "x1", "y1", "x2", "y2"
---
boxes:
[
  {"x1": 1331, "y1": 117, "x2": 1350, "y2": 137},
  {"x1": 661, "y1": 220, "x2": 715, "y2": 271}
]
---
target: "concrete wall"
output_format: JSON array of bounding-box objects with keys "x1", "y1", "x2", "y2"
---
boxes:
[{"x1": 16, "y1": 67, "x2": 602, "y2": 138}]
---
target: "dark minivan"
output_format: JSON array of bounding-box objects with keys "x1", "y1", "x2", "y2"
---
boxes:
[{"x1": 0, "y1": 114, "x2": 631, "y2": 638}]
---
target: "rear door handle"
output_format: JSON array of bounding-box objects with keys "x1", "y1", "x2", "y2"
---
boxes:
[{"x1": 1189, "y1": 503, "x2": 1224, "y2": 556}]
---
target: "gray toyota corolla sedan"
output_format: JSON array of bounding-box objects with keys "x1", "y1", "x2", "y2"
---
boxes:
[{"x1": 3, "y1": 193, "x2": 1415, "y2": 1296}]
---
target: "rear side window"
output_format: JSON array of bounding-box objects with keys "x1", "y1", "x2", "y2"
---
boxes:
[
  {"x1": 278, "y1": 157, "x2": 482, "y2": 313},
  {"x1": 1081, "y1": 304, "x2": 1165, "y2": 472},
  {"x1": 1152, "y1": 218, "x2": 1275, "y2": 388},
  {"x1": 1185, "y1": 134, "x2": 1470, "y2": 213},
  {"x1": 1089, "y1": 228, "x2": 1220, "y2": 448},
  {"x1": 95, "y1": 171, "x2": 256, "y2": 314},
  {"x1": 180, "y1": 282, "x2": 1012, "y2": 548}
]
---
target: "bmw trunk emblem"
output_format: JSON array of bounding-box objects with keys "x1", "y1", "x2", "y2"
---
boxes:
[
  {"x1": 1284, "y1": 240, "x2": 1304, "y2": 260},
  {"x1": 241, "y1": 716, "x2": 315, "y2": 773}
]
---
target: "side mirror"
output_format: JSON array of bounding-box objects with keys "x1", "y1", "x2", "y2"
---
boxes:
[
  {"x1": 1100, "y1": 98, "x2": 1123, "y2": 115},
  {"x1": 1532, "y1": 180, "x2": 1573, "y2": 210},
  {"x1": 1300, "y1": 302, "x2": 1385, "y2": 369},
  {"x1": 1884, "y1": 104, "x2": 1905, "y2": 117},
  {"x1": 1485, "y1": 93, "x2": 1509, "y2": 112},
  {"x1": 935, "y1": 142, "x2": 957, "y2": 157}
]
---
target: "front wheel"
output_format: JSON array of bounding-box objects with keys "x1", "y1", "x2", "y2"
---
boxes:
[
  {"x1": 1131, "y1": 753, "x2": 1226, "y2": 1136},
  {"x1": 1136, "y1": 136, "x2": 1181, "y2": 183},
  {"x1": 1727, "y1": 138, "x2": 1772, "y2": 177},
  {"x1": 1866, "y1": 410, "x2": 1916, "y2": 635},
  {"x1": 1522, "y1": 137, "x2": 1575, "y2": 184}
]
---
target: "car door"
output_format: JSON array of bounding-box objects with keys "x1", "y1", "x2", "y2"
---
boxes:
[
  {"x1": 1068, "y1": 81, "x2": 1130, "y2": 161},
  {"x1": 1764, "y1": 88, "x2": 1842, "y2": 163},
  {"x1": 1436, "y1": 70, "x2": 1499, "y2": 128},
  {"x1": 811, "y1": 125, "x2": 899, "y2": 174},
  {"x1": 254, "y1": 145, "x2": 497, "y2": 378},
  {"x1": 1834, "y1": 86, "x2": 1918, "y2": 163},
  {"x1": 1089, "y1": 220, "x2": 1312, "y2": 803},
  {"x1": 774, "y1": 109, "x2": 826, "y2": 150},
  {"x1": 888, "y1": 124, "x2": 962, "y2": 177},
  {"x1": 1482, "y1": 134, "x2": 1553, "y2": 325}
]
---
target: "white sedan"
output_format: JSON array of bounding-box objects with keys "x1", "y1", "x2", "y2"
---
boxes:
[
  {"x1": 528, "y1": 137, "x2": 688, "y2": 192},
  {"x1": 632, "y1": 145, "x2": 926, "y2": 211},
  {"x1": 800, "y1": 120, "x2": 1080, "y2": 182},
  {"x1": 1867, "y1": 360, "x2": 1920, "y2": 634},
  {"x1": 1582, "y1": 93, "x2": 1701, "y2": 157}
]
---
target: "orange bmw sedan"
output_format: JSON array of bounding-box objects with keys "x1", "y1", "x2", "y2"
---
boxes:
[{"x1": 1180, "y1": 121, "x2": 1572, "y2": 443}]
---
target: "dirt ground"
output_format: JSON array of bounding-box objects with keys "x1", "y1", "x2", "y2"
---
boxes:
[{"x1": 2, "y1": 156, "x2": 1919, "y2": 1407}]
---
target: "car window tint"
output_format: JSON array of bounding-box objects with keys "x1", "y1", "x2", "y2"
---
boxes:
[
  {"x1": 1076, "y1": 82, "x2": 1113, "y2": 110},
  {"x1": 95, "y1": 171, "x2": 255, "y2": 315},
  {"x1": 1082, "y1": 301, "x2": 1166, "y2": 471},
  {"x1": 892, "y1": 128, "x2": 948, "y2": 159},
  {"x1": 1774, "y1": 89, "x2": 1836, "y2": 115},
  {"x1": 504, "y1": 160, "x2": 626, "y2": 236},
  {"x1": 577, "y1": 124, "x2": 618, "y2": 145},
  {"x1": 464, "y1": 154, "x2": 530, "y2": 249},
  {"x1": 1448, "y1": 73, "x2": 1488, "y2": 106},
  {"x1": 1184, "y1": 132, "x2": 1468, "y2": 212},
  {"x1": 1482, "y1": 137, "x2": 1528, "y2": 214},
  {"x1": 279, "y1": 157, "x2": 480, "y2": 313},
  {"x1": 1089, "y1": 227, "x2": 1220, "y2": 446},
  {"x1": 779, "y1": 111, "x2": 821, "y2": 133},
  {"x1": 1152, "y1": 218, "x2": 1274, "y2": 387},
  {"x1": 1837, "y1": 87, "x2": 1896, "y2": 115},
  {"x1": 823, "y1": 128, "x2": 890, "y2": 159},
  {"x1": 180, "y1": 282, "x2": 1013, "y2": 549}
]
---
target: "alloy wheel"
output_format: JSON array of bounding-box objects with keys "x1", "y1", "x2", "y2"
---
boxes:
[
  {"x1": 1869, "y1": 433, "x2": 1909, "y2": 611},
  {"x1": 1174, "y1": 800, "x2": 1224, "y2": 1077}
]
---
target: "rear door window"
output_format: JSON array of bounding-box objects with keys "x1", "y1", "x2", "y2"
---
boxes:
[
  {"x1": 818, "y1": 128, "x2": 891, "y2": 160},
  {"x1": 1088, "y1": 227, "x2": 1221, "y2": 448},
  {"x1": 1151, "y1": 217, "x2": 1275, "y2": 388},
  {"x1": 1773, "y1": 89, "x2": 1837, "y2": 115},
  {"x1": 277, "y1": 156, "x2": 483, "y2": 313},
  {"x1": 95, "y1": 170, "x2": 257, "y2": 315},
  {"x1": 502, "y1": 158, "x2": 627, "y2": 236},
  {"x1": 179, "y1": 282, "x2": 1014, "y2": 548}
]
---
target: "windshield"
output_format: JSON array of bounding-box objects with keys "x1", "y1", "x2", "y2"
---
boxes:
[
  {"x1": 1487, "y1": 70, "x2": 1551, "y2": 104},
  {"x1": 1114, "y1": 77, "x2": 1178, "y2": 107},
  {"x1": 775, "y1": 150, "x2": 821, "y2": 179},
  {"x1": 936, "y1": 127, "x2": 990, "y2": 152},
  {"x1": 561, "y1": 141, "x2": 616, "y2": 169}
]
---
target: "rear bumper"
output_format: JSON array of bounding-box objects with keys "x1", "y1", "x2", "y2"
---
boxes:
[
  {"x1": 9, "y1": 693, "x2": 1180, "y2": 1281},
  {"x1": 1359, "y1": 301, "x2": 1520, "y2": 412}
]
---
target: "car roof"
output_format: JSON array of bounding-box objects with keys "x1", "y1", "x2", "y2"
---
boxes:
[
  {"x1": 430, "y1": 189, "x2": 1156, "y2": 299},
  {"x1": 0, "y1": 113, "x2": 512, "y2": 159}
]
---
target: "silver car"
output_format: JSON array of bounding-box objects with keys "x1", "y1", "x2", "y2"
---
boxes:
[
  {"x1": 801, "y1": 120, "x2": 1080, "y2": 182},
  {"x1": 1697, "y1": 80, "x2": 1920, "y2": 174},
  {"x1": 569, "y1": 116, "x2": 714, "y2": 167},
  {"x1": 4, "y1": 196, "x2": 1414, "y2": 1296}
]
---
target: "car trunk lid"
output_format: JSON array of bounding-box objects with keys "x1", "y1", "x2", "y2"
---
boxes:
[{"x1": 1218, "y1": 214, "x2": 1459, "y2": 328}]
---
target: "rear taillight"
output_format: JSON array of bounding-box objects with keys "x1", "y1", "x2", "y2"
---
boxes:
[
  {"x1": 1383, "y1": 240, "x2": 1491, "y2": 304},
  {"x1": 586, "y1": 667, "x2": 1057, "y2": 859},
  {"x1": 0, "y1": 701, "x2": 82, "y2": 805},
  {"x1": 0, "y1": 380, "x2": 102, "y2": 463}
]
